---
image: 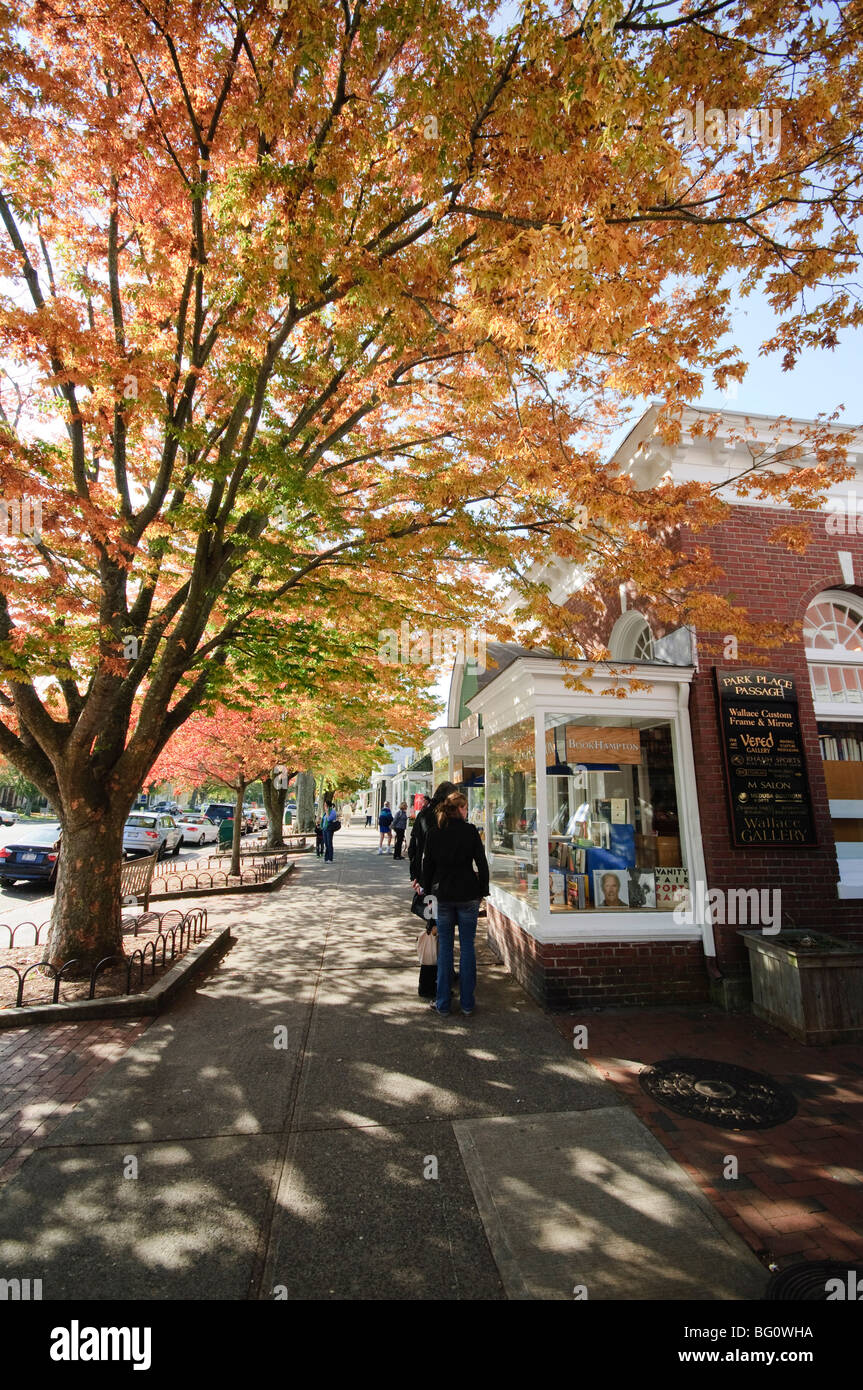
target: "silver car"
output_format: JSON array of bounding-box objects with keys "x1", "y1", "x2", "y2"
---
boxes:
[{"x1": 123, "y1": 812, "x2": 183, "y2": 859}]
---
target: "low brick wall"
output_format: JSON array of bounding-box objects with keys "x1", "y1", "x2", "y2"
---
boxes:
[{"x1": 487, "y1": 902, "x2": 710, "y2": 1009}]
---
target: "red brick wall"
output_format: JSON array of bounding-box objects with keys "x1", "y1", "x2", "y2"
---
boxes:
[
  {"x1": 487, "y1": 902, "x2": 709, "y2": 1009},
  {"x1": 675, "y1": 505, "x2": 863, "y2": 967}
]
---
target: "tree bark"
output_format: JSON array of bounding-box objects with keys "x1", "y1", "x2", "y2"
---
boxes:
[
  {"x1": 46, "y1": 814, "x2": 127, "y2": 972},
  {"x1": 296, "y1": 770, "x2": 315, "y2": 832},
  {"x1": 231, "y1": 780, "x2": 245, "y2": 877},
  {"x1": 262, "y1": 775, "x2": 288, "y2": 848}
]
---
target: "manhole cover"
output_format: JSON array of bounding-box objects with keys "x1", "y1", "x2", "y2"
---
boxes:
[
  {"x1": 639, "y1": 1057, "x2": 798, "y2": 1130},
  {"x1": 766, "y1": 1262, "x2": 863, "y2": 1300}
]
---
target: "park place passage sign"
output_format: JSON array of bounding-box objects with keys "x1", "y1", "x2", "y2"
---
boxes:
[{"x1": 715, "y1": 669, "x2": 816, "y2": 847}]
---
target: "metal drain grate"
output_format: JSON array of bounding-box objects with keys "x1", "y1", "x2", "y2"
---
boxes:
[
  {"x1": 766, "y1": 1262, "x2": 863, "y2": 1300},
  {"x1": 639, "y1": 1057, "x2": 798, "y2": 1131}
]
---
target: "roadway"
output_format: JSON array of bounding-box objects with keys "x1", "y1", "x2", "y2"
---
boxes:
[{"x1": 0, "y1": 817, "x2": 247, "y2": 925}]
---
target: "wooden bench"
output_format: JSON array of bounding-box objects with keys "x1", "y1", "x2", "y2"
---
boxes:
[{"x1": 120, "y1": 851, "x2": 158, "y2": 910}]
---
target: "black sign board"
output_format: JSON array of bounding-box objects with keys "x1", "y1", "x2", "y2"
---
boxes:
[{"x1": 715, "y1": 668, "x2": 816, "y2": 847}]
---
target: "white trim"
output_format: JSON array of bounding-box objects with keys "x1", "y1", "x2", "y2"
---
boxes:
[
  {"x1": 488, "y1": 887, "x2": 701, "y2": 943},
  {"x1": 609, "y1": 611, "x2": 653, "y2": 661},
  {"x1": 813, "y1": 701, "x2": 863, "y2": 720}
]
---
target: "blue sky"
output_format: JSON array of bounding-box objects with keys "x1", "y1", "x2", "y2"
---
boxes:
[{"x1": 689, "y1": 288, "x2": 862, "y2": 423}]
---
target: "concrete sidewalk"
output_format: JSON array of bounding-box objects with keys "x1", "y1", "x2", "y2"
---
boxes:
[{"x1": 0, "y1": 827, "x2": 766, "y2": 1300}]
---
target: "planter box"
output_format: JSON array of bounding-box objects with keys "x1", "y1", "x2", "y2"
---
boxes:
[{"x1": 740, "y1": 929, "x2": 863, "y2": 1045}]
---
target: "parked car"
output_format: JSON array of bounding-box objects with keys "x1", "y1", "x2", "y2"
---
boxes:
[
  {"x1": 0, "y1": 823, "x2": 61, "y2": 888},
  {"x1": 244, "y1": 805, "x2": 267, "y2": 831},
  {"x1": 205, "y1": 802, "x2": 255, "y2": 834},
  {"x1": 123, "y1": 812, "x2": 183, "y2": 859},
  {"x1": 175, "y1": 812, "x2": 219, "y2": 846},
  {"x1": 0, "y1": 809, "x2": 18, "y2": 827}
]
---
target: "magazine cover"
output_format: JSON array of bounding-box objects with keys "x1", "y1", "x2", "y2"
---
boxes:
[
  {"x1": 654, "y1": 867, "x2": 689, "y2": 909},
  {"x1": 592, "y1": 868, "x2": 629, "y2": 908},
  {"x1": 626, "y1": 869, "x2": 656, "y2": 908}
]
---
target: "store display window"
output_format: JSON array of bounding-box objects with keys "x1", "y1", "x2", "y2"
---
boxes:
[
  {"x1": 487, "y1": 717, "x2": 539, "y2": 908},
  {"x1": 545, "y1": 714, "x2": 686, "y2": 912}
]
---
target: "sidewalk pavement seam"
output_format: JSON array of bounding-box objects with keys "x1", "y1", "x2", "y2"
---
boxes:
[{"x1": 452, "y1": 1121, "x2": 531, "y2": 1300}]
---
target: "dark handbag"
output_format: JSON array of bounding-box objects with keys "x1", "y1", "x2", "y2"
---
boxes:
[
  {"x1": 410, "y1": 890, "x2": 435, "y2": 922},
  {"x1": 331, "y1": 818, "x2": 342, "y2": 832}
]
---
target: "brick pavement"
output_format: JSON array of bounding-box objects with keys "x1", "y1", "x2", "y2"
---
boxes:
[
  {"x1": 0, "y1": 1020, "x2": 151, "y2": 1187},
  {"x1": 551, "y1": 1005, "x2": 863, "y2": 1270}
]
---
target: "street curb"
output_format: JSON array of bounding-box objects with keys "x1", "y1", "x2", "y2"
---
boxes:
[
  {"x1": 0, "y1": 925, "x2": 233, "y2": 1030},
  {"x1": 146, "y1": 861, "x2": 296, "y2": 902}
]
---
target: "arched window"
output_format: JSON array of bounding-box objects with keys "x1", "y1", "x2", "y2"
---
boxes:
[
  {"x1": 609, "y1": 612, "x2": 655, "y2": 662},
  {"x1": 804, "y1": 590, "x2": 863, "y2": 709},
  {"x1": 633, "y1": 624, "x2": 655, "y2": 662}
]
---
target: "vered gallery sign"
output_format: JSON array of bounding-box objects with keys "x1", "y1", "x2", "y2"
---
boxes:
[{"x1": 715, "y1": 669, "x2": 816, "y2": 847}]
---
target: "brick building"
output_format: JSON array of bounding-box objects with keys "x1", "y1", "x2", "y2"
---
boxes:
[{"x1": 429, "y1": 403, "x2": 863, "y2": 1011}]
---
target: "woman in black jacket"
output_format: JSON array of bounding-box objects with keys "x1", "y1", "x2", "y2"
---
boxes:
[
  {"x1": 409, "y1": 781, "x2": 456, "y2": 886},
  {"x1": 422, "y1": 791, "x2": 489, "y2": 1018}
]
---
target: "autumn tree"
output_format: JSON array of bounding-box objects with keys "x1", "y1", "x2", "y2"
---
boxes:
[
  {"x1": 0, "y1": 0, "x2": 861, "y2": 965},
  {"x1": 154, "y1": 667, "x2": 435, "y2": 867},
  {"x1": 153, "y1": 707, "x2": 296, "y2": 874}
]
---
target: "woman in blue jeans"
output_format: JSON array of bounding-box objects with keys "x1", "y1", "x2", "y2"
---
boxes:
[
  {"x1": 420, "y1": 791, "x2": 490, "y2": 1017},
  {"x1": 322, "y1": 804, "x2": 337, "y2": 862}
]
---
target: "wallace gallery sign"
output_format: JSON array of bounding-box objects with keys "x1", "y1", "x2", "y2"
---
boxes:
[{"x1": 715, "y1": 669, "x2": 816, "y2": 847}]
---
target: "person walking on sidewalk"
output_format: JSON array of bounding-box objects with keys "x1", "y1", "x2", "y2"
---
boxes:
[
  {"x1": 422, "y1": 790, "x2": 489, "y2": 1018},
  {"x1": 392, "y1": 803, "x2": 408, "y2": 860},
  {"x1": 322, "y1": 803, "x2": 338, "y2": 862},
  {"x1": 377, "y1": 801, "x2": 394, "y2": 854}
]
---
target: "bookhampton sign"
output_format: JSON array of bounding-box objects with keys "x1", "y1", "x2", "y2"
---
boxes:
[{"x1": 715, "y1": 669, "x2": 816, "y2": 847}]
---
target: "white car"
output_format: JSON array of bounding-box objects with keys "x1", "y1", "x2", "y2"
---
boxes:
[
  {"x1": 175, "y1": 812, "x2": 219, "y2": 846},
  {"x1": 123, "y1": 812, "x2": 183, "y2": 859},
  {"x1": 0, "y1": 809, "x2": 18, "y2": 826}
]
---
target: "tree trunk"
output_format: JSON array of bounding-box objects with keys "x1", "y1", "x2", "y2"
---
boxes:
[
  {"x1": 231, "y1": 780, "x2": 246, "y2": 877},
  {"x1": 46, "y1": 813, "x2": 127, "y2": 971},
  {"x1": 263, "y1": 777, "x2": 287, "y2": 848},
  {"x1": 296, "y1": 770, "x2": 315, "y2": 832}
]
